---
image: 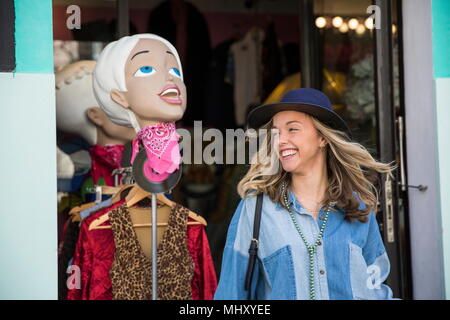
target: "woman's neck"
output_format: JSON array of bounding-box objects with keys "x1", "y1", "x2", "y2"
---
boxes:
[{"x1": 290, "y1": 160, "x2": 328, "y2": 210}]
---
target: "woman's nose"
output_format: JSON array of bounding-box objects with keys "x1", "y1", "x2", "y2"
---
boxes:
[{"x1": 278, "y1": 130, "x2": 288, "y2": 145}]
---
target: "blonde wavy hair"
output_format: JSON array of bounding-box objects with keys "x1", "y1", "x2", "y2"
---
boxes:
[{"x1": 237, "y1": 115, "x2": 395, "y2": 222}]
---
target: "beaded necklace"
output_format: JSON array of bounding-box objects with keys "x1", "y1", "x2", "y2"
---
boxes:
[{"x1": 281, "y1": 182, "x2": 332, "y2": 300}]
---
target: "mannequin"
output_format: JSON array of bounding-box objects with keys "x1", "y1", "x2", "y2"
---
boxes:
[
  {"x1": 56, "y1": 60, "x2": 135, "y2": 186},
  {"x1": 67, "y1": 35, "x2": 217, "y2": 300},
  {"x1": 93, "y1": 34, "x2": 187, "y2": 248}
]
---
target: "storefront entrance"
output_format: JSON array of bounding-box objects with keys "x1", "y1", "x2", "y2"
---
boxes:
[{"x1": 52, "y1": 0, "x2": 412, "y2": 299}]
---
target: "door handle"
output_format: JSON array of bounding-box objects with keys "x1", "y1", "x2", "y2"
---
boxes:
[
  {"x1": 397, "y1": 116, "x2": 406, "y2": 192},
  {"x1": 384, "y1": 174, "x2": 395, "y2": 243},
  {"x1": 397, "y1": 116, "x2": 428, "y2": 192}
]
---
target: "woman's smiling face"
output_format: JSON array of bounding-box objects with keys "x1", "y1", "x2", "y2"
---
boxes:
[
  {"x1": 121, "y1": 38, "x2": 187, "y2": 123},
  {"x1": 272, "y1": 111, "x2": 326, "y2": 174}
]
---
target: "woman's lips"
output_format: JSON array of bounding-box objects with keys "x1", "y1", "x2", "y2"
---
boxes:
[
  {"x1": 159, "y1": 85, "x2": 182, "y2": 105},
  {"x1": 279, "y1": 148, "x2": 298, "y2": 160}
]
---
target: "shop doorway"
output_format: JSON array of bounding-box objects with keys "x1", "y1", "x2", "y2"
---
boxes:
[{"x1": 304, "y1": 0, "x2": 412, "y2": 298}]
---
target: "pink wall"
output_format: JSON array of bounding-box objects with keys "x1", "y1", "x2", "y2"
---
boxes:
[
  {"x1": 205, "y1": 13, "x2": 299, "y2": 47},
  {"x1": 53, "y1": 5, "x2": 299, "y2": 47},
  {"x1": 53, "y1": 5, "x2": 118, "y2": 40}
]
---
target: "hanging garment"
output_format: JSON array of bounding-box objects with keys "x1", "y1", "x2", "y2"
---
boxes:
[
  {"x1": 66, "y1": 201, "x2": 124, "y2": 300},
  {"x1": 58, "y1": 220, "x2": 81, "y2": 300},
  {"x1": 80, "y1": 198, "x2": 113, "y2": 220},
  {"x1": 109, "y1": 203, "x2": 194, "y2": 300},
  {"x1": 230, "y1": 28, "x2": 265, "y2": 126},
  {"x1": 66, "y1": 201, "x2": 217, "y2": 300},
  {"x1": 89, "y1": 144, "x2": 124, "y2": 186},
  {"x1": 58, "y1": 196, "x2": 115, "y2": 299},
  {"x1": 261, "y1": 22, "x2": 285, "y2": 102},
  {"x1": 204, "y1": 39, "x2": 237, "y2": 130}
]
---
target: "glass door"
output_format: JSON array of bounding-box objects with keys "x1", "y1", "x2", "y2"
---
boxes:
[{"x1": 308, "y1": 0, "x2": 412, "y2": 298}]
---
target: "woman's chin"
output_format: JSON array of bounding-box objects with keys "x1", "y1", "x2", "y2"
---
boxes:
[{"x1": 281, "y1": 162, "x2": 299, "y2": 173}]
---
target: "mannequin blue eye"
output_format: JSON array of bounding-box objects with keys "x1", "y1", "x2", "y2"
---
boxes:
[
  {"x1": 134, "y1": 66, "x2": 156, "y2": 77},
  {"x1": 169, "y1": 68, "x2": 181, "y2": 78}
]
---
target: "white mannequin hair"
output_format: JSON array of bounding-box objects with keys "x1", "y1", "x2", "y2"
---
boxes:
[
  {"x1": 93, "y1": 34, "x2": 184, "y2": 131},
  {"x1": 55, "y1": 60, "x2": 98, "y2": 145}
]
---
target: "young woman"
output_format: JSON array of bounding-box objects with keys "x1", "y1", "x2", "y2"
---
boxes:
[{"x1": 214, "y1": 88, "x2": 397, "y2": 300}]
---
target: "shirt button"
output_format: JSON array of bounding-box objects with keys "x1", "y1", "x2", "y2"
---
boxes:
[
  {"x1": 320, "y1": 270, "x2": 325, "y2": 275},
  {"x1": 317, "y1": 241, "x2": 322, "y2": 246}
]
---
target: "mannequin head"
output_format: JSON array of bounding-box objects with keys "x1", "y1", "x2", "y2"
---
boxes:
[
  {"x1": 93, "y1": 34, "x2": 186, "y2": 130},
  {"x1": 56, "y1": 60, "x2": 135, "y2": 145},
  {"x1": 85, "y1": 106, "x2": 136, "y2": 145}
]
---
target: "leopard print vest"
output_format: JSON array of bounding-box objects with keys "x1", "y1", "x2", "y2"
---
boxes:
[{"x1": 109, "y1": 203, "x2": 195, "y2": 300}]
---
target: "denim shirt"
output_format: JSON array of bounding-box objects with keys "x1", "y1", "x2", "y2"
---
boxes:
[{"x1": 214, "y1": 191, "x2": 395, "y2": 300}]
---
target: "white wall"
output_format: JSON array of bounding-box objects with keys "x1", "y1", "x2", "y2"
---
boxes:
[
  {"x1": 0, "y1": 73, "x2": 57, "y2": 299},
  {"x1": 402, "y1": 0, "x2": 445, "y2": 300}
]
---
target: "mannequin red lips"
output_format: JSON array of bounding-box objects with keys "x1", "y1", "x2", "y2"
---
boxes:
[{"x1": 159, "y1": 84, "x2": 182, "y2": 105}]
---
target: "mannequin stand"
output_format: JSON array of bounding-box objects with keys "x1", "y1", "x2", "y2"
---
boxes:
[
  {"x1": 132, "y1": 147, "x2": 183, "y2": 300},
  {"x1": 152, "y1": 193, "x2": 157, "y2": 300}
]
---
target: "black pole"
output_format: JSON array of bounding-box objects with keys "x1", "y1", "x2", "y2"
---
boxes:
[
  {"x1": 299, "y1": 0, "x2": 320, "y2": 89},
  {"x1": 117, "y1": 0, "x2": 129, "y2": 38},
  {"x1": 0, "y1": 0, "x2": 15, "y2": 72}
]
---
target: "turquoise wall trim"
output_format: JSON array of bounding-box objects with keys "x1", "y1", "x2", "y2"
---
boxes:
[
  {"x1": 14, "y1": 0, "x2": 53, "y2": 73},
  {"x1": 432, "y1": 0, "x2": 450, "y2": 78},
  {"x1": 0, "y1": 72, "x2": 57, "y2": 299}
]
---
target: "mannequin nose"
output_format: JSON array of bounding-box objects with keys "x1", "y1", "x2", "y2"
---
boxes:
[{"x1": 166, "y1": 70, "x2": 175, "y2": 82}]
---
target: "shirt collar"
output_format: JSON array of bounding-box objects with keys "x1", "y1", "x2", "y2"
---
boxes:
[
  {"x1": 288, "y1": 190, "x2": 310, "y2": 215},
  {"x1": 276, "y1": 189, "x2": 340, "y2": 217},
  {"x1": 275, "y1": 189, "x2": 308, "y2": 215}
]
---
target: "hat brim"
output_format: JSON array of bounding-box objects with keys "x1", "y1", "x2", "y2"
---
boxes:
[{"x1": 247, "y1": 102, "x2": 350, "y2": 134}]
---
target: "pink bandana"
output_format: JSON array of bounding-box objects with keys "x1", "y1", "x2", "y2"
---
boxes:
[{"x1": 131, "y1": 122, "x2": 181, "y2": 182}]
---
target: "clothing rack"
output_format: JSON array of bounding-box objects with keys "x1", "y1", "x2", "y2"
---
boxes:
[{"x1": 111, "y1": 167, "x2": 134, "y2": 186}]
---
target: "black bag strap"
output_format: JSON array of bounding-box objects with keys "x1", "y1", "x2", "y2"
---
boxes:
[{"x1": 244, "y1": 193, "x2": 263, "y2": 299}]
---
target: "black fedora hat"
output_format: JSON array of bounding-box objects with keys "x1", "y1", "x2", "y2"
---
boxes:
[{"x1": 247, "y1": 88, "x2": 350, "y2": 134}]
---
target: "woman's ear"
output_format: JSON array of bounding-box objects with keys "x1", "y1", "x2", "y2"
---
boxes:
[
  {"x1": 319, "y1": 136, "x2": 327, "y2": 148},
  {"x1": 86, "y1": 107, "x2": 104, "y2": 126},
  {"x1": 110, "y1": 90, "x2": 130, "y2": 108}
]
